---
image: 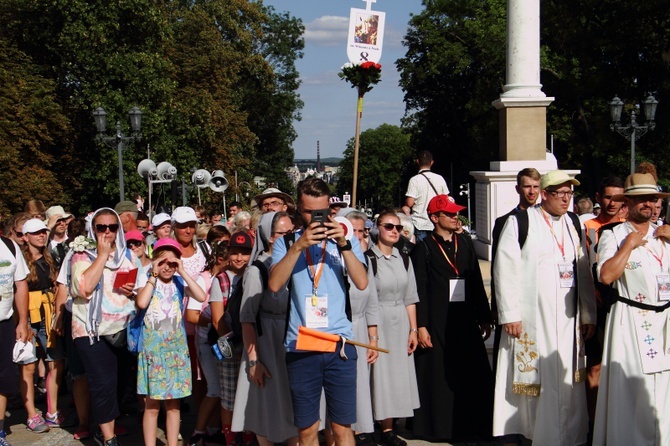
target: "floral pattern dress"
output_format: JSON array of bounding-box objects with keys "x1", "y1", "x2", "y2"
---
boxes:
[{"x1": 137, "y1": 278, "x2": 191, "y2": 399}]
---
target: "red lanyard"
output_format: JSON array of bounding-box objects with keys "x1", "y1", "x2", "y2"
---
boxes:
[
  {"x1": 432, "y1": 234, "x2": 459, "y2": 276},
  {"x1": 305, "y1": 241, "x2": 327, "y2": 296},
  {"x1": 541, "y1": 209, "x2": 566, "y2": 259},
  {"x1": 645, "y1": 242, "x2": 665, "y2": 269}
]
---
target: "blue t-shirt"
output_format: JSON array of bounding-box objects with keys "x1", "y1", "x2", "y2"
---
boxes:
[{"x1": 272, "y1": 231, "x2": 366, "y2": 351}]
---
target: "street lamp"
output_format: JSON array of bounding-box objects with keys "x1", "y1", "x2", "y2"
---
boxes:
[
  {"x1": 609, "y1": 94, "x2": 658, "y2": 174},
  {"x1": 93, "y1": 106, "x2": 143, "y2": 201}
]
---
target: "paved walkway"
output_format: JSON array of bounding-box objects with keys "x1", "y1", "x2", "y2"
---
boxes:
[{"x1": 4, "y1": 260, "x2": 496, "y2": 446}]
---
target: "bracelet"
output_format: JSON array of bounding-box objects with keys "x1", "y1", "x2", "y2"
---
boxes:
[
  {"x1": 147, "y1": 280, "x2": 156, "y2": 288},
  {"x1": 369, "y1": 335, "x2": 380, "y2": 341},
  {"x1": 410, "y1": 328, "x2": 418, "y2": 333},
  {"x1": 337, "y1": 240, "x2": 352, "y2": 252}
]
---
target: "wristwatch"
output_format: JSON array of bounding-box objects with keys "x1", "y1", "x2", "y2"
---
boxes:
[
  {"x1": 337, "y1": 240, "x2": 352, "y2": 252},
  {"x1": 248, "y1": 360, "x2": 257, "y2": 367}
]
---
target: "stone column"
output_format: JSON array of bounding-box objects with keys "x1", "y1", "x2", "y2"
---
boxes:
[{"x1": 470, "y1": 0, "x2": 576, "y2": 260}]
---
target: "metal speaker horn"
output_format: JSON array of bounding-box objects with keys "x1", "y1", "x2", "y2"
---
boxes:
[
  {"x1": 209, "y1": 170, "x2": 228, "y2": 192},
  {"x1": 192, "y1": 169, "x2": 212, "y2": 187},
  {"x1": 156, "y1": 161, "x2": 177, "y2": 180},
  {"x1": 137, "y1": 159, "x2": 157, "y2": 179}
]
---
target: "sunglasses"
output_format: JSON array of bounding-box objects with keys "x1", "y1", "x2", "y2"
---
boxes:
[
  {"x1": 95, "y1": 224, "x2": 119, "y2": 233},
  {"x1": 27, "y1": 230, "x2": 49, "y2": 236},
  {"x1": 379, "y1": 223, "x2": 404, "y2": 232},
  {"x1": 158, "y1": 259, "x2": 178, "y2": 268},
  {"x1": 127, "y1": 240, "x2": 143, "y2": 248},
  {"x1": 14, "y1": 231, "x2": 23, "y2": 237}
]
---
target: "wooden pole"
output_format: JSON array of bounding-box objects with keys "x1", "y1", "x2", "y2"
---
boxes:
[{"x1": 352, "y1": 90, "x2": 364, "y2": 207}]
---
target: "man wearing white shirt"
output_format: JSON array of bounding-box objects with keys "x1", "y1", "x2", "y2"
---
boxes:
[{"x1": 402, "y1": 151, "x2": 449, "y2": 241}]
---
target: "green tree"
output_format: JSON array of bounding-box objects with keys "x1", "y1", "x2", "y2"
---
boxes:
[
  {"x1": 0, "y1": 37, "x2": 70, "y2": 215},
  {"x1": 337, "y1": 124, "x2": 414, "y2": 209},
  {"x1": 0, "y1": 0, "x2": 304, "y2": 212},
  {"x1": 398, "y1": 0, "x2": 670, "y2": 195},
  {"x1": 248, "y1": 5, "x2": 304, "y2": 195}
]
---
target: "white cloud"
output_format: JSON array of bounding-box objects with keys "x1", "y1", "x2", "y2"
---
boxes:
[{"x1": 304, "y1": 15, "x2": 349, "y2": 46}]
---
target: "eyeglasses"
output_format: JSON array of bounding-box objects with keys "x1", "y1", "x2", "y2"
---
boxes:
[
  {"x1": 379, "y1": 223, "x2": 404, "y2": 232},
  {"x1": 437, "y1": 212, "x2": 458, "y2": 219},
  {"x1": 14, "y1": 231, "x2": 23, "y2": 237},
  {"x1": 262, "y1": 200, "x2": 284, "y2": 209},
  {"x1": 95, "y1": 224, "x2": 119, "y2": 233},
  {"x1": 127, "y1": 240, "x2": 143, "y2": 248},
  {"x1": 548, "y1": 190, "x2": 574, "y2": 199}
]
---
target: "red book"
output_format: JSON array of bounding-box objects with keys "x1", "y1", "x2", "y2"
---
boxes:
[{"x1": 113, "y1": 268, "x2": 138, "y2": 289}]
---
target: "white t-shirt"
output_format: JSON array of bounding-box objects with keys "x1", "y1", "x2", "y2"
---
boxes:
[
  {"x1": 405, "y1": 170, "x2": 450, "y2": 231},
  {"x1": 184, "y1": 275, "x2": 210, "y2": 341},
  {"x1": 0, "y1": 239, "x2": 29, "y2": 321}
]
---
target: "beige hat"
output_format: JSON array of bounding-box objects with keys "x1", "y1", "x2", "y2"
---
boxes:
[
  {"x1": 611, "y1": 173, "x2": 670, "y2": 201},
  {"x1": 44, "y1": 205, "x2": 72, "y2": 223},
  {"x1": 251, "y1": 188, "x2": 295, "y2": 212},
  {"x1": 540, "y1": 170, "x2": 580, "y2": 190}
]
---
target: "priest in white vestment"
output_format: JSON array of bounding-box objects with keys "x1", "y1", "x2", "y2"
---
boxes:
[
  {"x1": 493, "y1": 170, "x2": 597, "y2": 446},
  {"x1": 595, "y1": 173, "x2": 670, "y2": 445}
]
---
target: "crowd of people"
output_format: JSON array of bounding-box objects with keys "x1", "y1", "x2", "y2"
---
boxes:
[{"x1": 0, "y1": 152, "x2": 669, "y2": 446}]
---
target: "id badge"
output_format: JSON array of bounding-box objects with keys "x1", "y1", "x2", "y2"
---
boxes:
[
  {"x1": 305, "y1": 295, "x2": 329, "y2": 328},
  {"x1": 449, "y1": 279, "x2": 466, "y2": 302},
  {"x1": 558, "y1": 263, "x2": 575, "y2": 288},
  {"x1": 657, "y1": 273, "x2": 670, "y2": 301}
]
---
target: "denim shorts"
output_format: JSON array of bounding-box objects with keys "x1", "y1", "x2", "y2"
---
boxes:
[
  {"x1": 286, "y1": 343, "x2": 357, "y2": 428},
  {"x1": 31, "y1": 320, "x2": 65, "y2": 362}
]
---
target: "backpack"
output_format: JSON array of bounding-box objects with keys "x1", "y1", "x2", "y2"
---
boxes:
[
  {"x1": 1, "y1": 235, "x2": 16, "y2": 258},
  {"x1": 514, "y1": 209, "x2": 583, "y2": 250},
  {"x1": 216, "y1": 260, "x2": 268, "y2": 347},
  {"x1": 127, "y1": 275, "x2": 184, "y2": 355},
  {"x1": 364, "y1": 248, "x2": 410, "y2": 276}
]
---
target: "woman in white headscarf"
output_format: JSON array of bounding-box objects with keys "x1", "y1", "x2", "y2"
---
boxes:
[
  {"x1": 69, "y1": 208, "x2": 147, "y2": 446},
  {"x1": 232, "y1": 211, "x2": 298, "y2": 446}
]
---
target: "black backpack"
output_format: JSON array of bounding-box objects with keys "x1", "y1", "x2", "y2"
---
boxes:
[
  {"x1": 213, "y1": 260, "x2": 268, "y2": 346},
  {"x1": 364, "y1": 248, "x2": 410, "y2": 276}
]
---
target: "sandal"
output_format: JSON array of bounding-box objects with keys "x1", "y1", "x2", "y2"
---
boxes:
[{"x1": 73, "y1": 428, "x2": 91, "y2": 440}]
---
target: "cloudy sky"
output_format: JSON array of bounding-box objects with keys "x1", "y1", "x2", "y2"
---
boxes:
[{"x1": 264, "y1": 0, "x2": 424, "y2": 159}]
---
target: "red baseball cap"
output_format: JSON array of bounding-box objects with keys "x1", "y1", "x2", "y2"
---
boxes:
[{"x1": 427, "y1": 194, "x2": 466, "y2": 215}]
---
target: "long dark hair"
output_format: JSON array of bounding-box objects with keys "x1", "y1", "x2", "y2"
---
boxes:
[{"x1": 21, "y1": 236, "x2": 56, "y2": 289}]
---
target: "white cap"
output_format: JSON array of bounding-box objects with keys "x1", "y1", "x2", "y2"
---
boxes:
[
  {"x1": 171, "y1": 207, "x2": 198, "y2": 224},
  {"x1": 152, "y1": 212, "x2": 172, "y2": 227},
  {"x1": 22, "y1": 218, "x2": 49, "y2": 234}
]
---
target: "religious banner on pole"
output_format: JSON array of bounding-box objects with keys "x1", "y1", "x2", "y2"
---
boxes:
[{"x1": 347, "y1": 4, "x2": 385, "y2": 64}]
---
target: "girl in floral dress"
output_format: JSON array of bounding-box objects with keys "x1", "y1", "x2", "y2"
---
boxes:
[{"x1": 135, "y1": 238, "x2": 206, "y2": 446}]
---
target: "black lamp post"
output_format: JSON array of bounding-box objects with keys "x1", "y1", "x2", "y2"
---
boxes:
[
  {"x1": 609, "y1": 94, "x2": 658, "y2": 174},
  {"x1": 93, "y1": 106, "x2": 143, "y2": 201}
]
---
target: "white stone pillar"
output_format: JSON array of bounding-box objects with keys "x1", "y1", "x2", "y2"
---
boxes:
[{"x1": 502, "y1": 0, "x2": 543, "y2": 98}]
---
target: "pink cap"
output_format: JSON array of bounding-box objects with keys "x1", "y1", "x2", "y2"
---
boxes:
[
  {"x1": 153, "y1": 238, "x2": 183, "y2": 257},
  {"x1": 125, "y1": 230, "x2": 144, "y2": 243}
]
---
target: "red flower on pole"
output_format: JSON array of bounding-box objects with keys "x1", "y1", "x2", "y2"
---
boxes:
[{"x1": 339, "y1": 61, "x2": 383, "y2": 96}]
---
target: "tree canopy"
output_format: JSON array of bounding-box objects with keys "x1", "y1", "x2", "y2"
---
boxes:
[
  {"x1": 397, "y1": 0, "x2": 670, "y2": 195},
  {"x1": 337, "y1": 124, "x2": 414, "y2": 209},
  {"x1": 0, "y1": 0, "x2": 303, "y2": 215}
]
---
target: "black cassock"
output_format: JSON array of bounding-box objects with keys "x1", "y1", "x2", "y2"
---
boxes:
[{"x1": 409, "y1": 231, "x2": 494, "y2": 441}]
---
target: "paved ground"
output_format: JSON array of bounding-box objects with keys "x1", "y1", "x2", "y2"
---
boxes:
[{"x1": 4, "y1": 260, "x2": 495, "y2": 446}]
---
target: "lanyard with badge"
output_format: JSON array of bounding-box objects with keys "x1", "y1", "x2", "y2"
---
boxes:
[
  {"x1": 647, "y1": 241, "x2": 670, "y2": 301},
  {"x1": 432, "y1": 234, "x2": 466, "y2": 302},
  {"x1": 541, "y1": 209, "x2": 575, "y2": 288},
  {"x1": 304, "y1": 241, "x2": 329, "y2": 328}
]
